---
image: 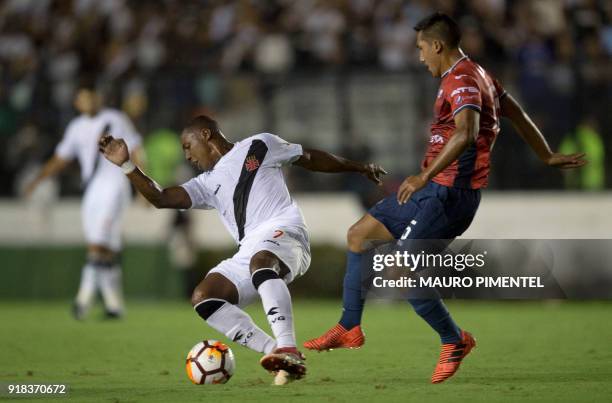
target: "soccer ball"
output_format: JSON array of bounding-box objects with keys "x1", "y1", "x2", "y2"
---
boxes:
[{"x1": 185, "y1": 340, "x2": 235, "y2": 384}]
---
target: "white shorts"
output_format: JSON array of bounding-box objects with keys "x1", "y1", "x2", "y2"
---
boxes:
[
  {"x1": 81, "y1": 179, "x2": 131, "y2": 252},
  {"x1": 207, "y1": 225, "x2": 311, "y2": 307}
]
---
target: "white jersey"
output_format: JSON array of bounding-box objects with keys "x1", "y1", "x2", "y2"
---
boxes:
[
  {"x1": 181, "y1": 133, "x2": 307, "y2": 245},
  {"x1": 55, "y1": 108, "x2": 142, "y2": 187}
]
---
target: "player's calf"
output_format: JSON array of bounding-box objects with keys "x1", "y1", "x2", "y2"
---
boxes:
[
  {"x1": 250, "y1": 251, "x2": 297, "y2": 349},
  {"x1": 192, "y1": 274, "x2": 276, "y2": 354}
]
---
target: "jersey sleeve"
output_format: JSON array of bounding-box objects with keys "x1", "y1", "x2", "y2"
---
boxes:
[
  {"x1": 180, "y1": 174, "x2": 215, "y2": 210},
  {"x1": 492, "y1": 77, "x2": 507, "y2": 100},
  {"x1": 55, "y1": 121, "x2": 78, "y2": 160},
  {"x1": 260, "y1": 133, "x2": 303, "y2": 167},
  {"x1": 446, "y1": 75, "x2": 482, "y2": 117}
]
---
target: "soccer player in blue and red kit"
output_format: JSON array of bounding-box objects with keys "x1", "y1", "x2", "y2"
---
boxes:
[{"x1": 304, "y1": 13, "x2": 586, "y2": 383}]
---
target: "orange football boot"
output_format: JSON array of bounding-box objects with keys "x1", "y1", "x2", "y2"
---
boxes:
[
  {"x1": 431, "y1": 330, "x2": 476, "y2": 384},
  {"x1": 303, "y1": 324, "x2": 365, "y2": 351}
]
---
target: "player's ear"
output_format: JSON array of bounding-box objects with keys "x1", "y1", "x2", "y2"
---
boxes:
[
  {"x1": 433, "y1": 39, "x2": 443, "y2": 54},
  {"x1": 201, "y1": 128, "x2": 212, "y2": 141}
]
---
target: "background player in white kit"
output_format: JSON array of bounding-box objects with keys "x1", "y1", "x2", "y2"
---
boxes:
[
  {"x1": 99, "y1": 115, "x2": 385, "y2": 382},
  {"x1": 25, "y1": 86, "x2": 143, "y2": 320}
]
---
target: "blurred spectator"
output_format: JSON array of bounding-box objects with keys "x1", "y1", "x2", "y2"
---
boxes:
[
  {"x1": 559, "y1": 119, "x2": 605, "y2": 191},
  {"x1": 144, "y1": 127, "x2": 198, "y2": 298},
  {"x1": 144, "y1": 128, "x2": 182, "y2": 188},
  {"x1": 0, "y1": 0, "x2": 609, "y2": 194}
]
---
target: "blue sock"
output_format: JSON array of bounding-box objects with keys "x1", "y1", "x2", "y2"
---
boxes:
[
  {"x1": 338, "y1": 251, "x2": 364, "y2": 330},
  {"x1": 408, "y1": 298, "x2": 461, "y2": 344}
]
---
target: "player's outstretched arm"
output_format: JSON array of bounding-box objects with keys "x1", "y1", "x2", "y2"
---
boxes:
[
  {"x1": 98, "y1": 134, "x2": 192, "y2": 209},
  {"x1": 397, "y1": 108, "x2": 479, "y2": 204},
  {"x1": 24, "y1": 155, "x2": 71, "y2": 197},
  {"x1": 500, "y1": 94, "x2": 586, "y2": 169},
  {"x1": 293, "y1": 148, "x2": 387, "y2": 185}
]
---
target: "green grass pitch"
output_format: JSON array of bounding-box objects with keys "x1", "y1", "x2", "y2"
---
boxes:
[{"x1": 1, "y1": 300, "x2": 611, "y2": 402}]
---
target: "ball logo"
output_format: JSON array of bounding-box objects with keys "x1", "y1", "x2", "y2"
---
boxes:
[{"x1": 245, "y1": 156, "x2": 260, "y2": 172}]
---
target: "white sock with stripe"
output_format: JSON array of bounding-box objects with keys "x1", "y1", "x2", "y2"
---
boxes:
[
  {"x1": 251, "y1": 268, "x2": 296, "y2": 349},
  {"x1": 195, "y1": 299, "x2": 277, "y2": 354}
]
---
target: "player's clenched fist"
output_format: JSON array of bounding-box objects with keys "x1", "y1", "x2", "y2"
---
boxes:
[{"x1": 99, "y1": 134, "x2": 129, "y2": 166}]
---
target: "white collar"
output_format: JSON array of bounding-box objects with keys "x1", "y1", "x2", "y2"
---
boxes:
[{"x1": 441, "y1": 55, "x2": 468, "y2": 78}]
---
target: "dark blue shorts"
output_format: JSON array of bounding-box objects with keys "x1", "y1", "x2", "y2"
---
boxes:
[{"x1": 368, "y1": 182, "x2": 481, "y2": 240}]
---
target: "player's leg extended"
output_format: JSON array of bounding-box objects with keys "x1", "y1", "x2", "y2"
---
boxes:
[
  {"x1": 81, "y1": 186, "x2": 128, "y2": 318},
  {"x1": 91, "y1": 245, "x2": 125, "y2": 318},
  {"x1": 73, "y1": 246, "x2": 107, "y2": 320},
  {"x1": 407, "y1": 285, "x2": 476, "y2": 384},
  {"x1": 192, "y1": 273, "x2": 276, "y2": 354},
  {"x1": 402, "y1": 184, "x2": 480, "y2": 383},
  {"x1": 304, "y1": 213, "x2": 394, "y2": 351},
  {"x1": 250, "y1": 251, "x2": 306, "y2": 379}
]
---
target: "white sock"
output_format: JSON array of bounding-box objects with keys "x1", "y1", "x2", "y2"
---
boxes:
[
  {"x1": 255, "y1": 269, "x2": 296, "y2": 349},
  {"x1": 75, "y1": 264, "x2": 97, "y2": 309},
  {"x1": 98, "y1": 265, "x2": 124, "y2": 314},
  {"x1": 200, "y1": 301, "x2": 277, "y2": 354}
]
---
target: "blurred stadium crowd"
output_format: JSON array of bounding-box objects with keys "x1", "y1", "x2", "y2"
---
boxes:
[{"x1": 0, "y1": 0, "x2": 610, "y2": 197}]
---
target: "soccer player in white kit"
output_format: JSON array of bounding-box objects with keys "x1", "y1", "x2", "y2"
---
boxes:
[
  {"x1": 98, "y1": 115, "x2": 385, "y2": 383},
  {"x1": 25, "y1": 87, "x2": 142, "y2": 319}
]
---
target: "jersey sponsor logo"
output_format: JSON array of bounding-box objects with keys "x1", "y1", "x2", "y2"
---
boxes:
[
  {"x1": 245, "y1": 155, "x2": 260, "y2": 172},
  {"x1": 430, "y1": 134, "x2": 445, "y2": 144},
  {"x1": 450, "y1": 86, "x2": 479, "y2": 97},
  {"x1": 273, "y1": 230, "x2": 284, "y2": 238},
  {"x1": 264, "y1": 239, "x2": 281, "y2": 246},
  {"x1": 267, "y1": 307, "x2": 279, "y2": 316},
  {"x1": 437, "y1": 89, "x2": 444, "y2": 98},
  {"x1": 454, "y1": 74, "x2": 469, "y2": 80}
]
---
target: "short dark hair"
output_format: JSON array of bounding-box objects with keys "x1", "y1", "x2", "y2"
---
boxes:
[
  {"x1": 185, "y1": 115, "x2": 220, "y2": 135},
  {"x1": 414, "y1": 12, "x2": 461, "y2": 48},
  {"x1": 78, "y1": 76, "x2": 98, "y2": 92}
]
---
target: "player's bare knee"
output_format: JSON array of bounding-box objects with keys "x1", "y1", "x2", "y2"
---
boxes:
[
  {"x1": 191, "y1": 273, "x2": 239, "y2": 306},
  {"x1": 347, "y1": 223, "x2": 365, "y2": 253},
  {"x1": 87, "y1": 248, "x2": 118, "y2": 267},
  {"x1": 249, "y1": 250, "x2": 281, "y2": 275},
  {"x1": 87, "y1": 244, "x2": 117, "y2": 265},
  {"x1": 190, "y1": 287, "x2": 207, "y2": 307}
]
